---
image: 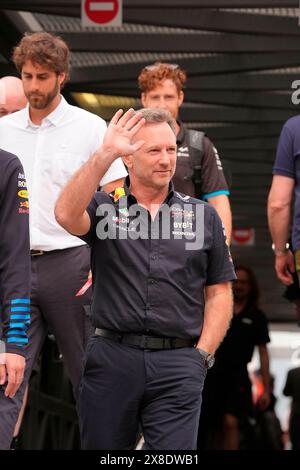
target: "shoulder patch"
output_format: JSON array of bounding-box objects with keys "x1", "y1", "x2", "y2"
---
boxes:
[{"x1": 175, "y1": 192, "x2": 191, "y2": 202}]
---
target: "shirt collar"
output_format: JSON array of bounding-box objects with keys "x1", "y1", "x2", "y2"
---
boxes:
[
  {"x1": 122, "y1": 176, "x2": 175, "y2": 206},
  {"x1": 23, "y1": 95, "x2": 68, "y2": 128},
  {"x1": 176, "y1": 121, "x2": 186, "y2": 145}
]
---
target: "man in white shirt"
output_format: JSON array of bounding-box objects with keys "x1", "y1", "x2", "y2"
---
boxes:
[{"x1": 0, "y1": 31, "x2": 127, "y2": 449}]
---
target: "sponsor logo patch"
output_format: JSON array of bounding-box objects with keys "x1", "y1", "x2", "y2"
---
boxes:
[
  {"x1": 119, "y1": 207, "x2": 130, "y2": 217},
  {"x1": 170, "y1": 207, "x2": 194, "y2": 219},
  {"x1": 177, "y1": 146, "x2": 189, "y2": 158},
  {"x1": 114, "y1": 187, "x2": 125, "y2": 202},
  {"x1": 175, "y1": 192, "x2": 191, "y2": 202},
  {"x1": 18, "y1": 190, "x2": 28, "y2": 199}
]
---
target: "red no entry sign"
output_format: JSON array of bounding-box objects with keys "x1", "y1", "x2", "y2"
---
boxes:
[
  {"x1": 231, "y1": 228, "x2": 255, "y2": 246},
  {"x1": 82, "y1": 0, "x2": 122, "y2": 27}
]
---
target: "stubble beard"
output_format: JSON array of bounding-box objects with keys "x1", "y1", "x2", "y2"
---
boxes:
[{"x1": 27, "y1": 79, "x2": 60, "y2": 110}]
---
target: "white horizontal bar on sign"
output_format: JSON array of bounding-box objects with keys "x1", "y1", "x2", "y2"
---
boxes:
[{"x1": 90, "y1": 2, "x2": 114, "y2": 11}]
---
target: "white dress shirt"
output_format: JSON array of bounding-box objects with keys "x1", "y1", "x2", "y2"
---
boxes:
[{"x1": 0, "y1": 96, "x2": 127, "y2": 250}]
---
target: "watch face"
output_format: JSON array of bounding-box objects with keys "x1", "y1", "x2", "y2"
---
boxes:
[
  {"x1": 207, "y1": 354, "x2": 215, "y2": 369},
  {"x1": 196, "y1": 348, "x2": 215, "y2": 368}
]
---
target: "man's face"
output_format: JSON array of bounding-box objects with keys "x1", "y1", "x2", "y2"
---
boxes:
[
  {"x1": 124, "y1": 122, "x2": 177, "y2": 191},
  {"x1": 21, "y1": 60, "x2": 65, "y2": 110},
  {"x1": 141, "y1": 79, "x2": 184, "y2": 121},
  {"x1": 233, "y1": 269, "x2": 251, "y2": 302}
]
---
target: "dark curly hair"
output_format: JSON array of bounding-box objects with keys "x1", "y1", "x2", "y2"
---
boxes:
[{"x1": 13, "y1": 32, "x2": 70, "y2": 86}]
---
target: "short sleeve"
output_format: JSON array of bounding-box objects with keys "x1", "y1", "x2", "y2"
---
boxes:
[
  {"x1": 201, "y1": 137, "x2": 230, "y2": 200},
  {"x1": 99, "y1": 158, "x2": 127, "y2": 187},
  {"x1": 206, "y1": 209, "x2": 236, "y2": 285},
  {"x1": 273, "y1": 125, "x2": 295, "y2": 179},
  {"x1": 78, "y1": 196, "x2": 99, "y2": 246}
]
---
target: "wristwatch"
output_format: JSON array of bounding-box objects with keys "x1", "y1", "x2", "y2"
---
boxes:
[
  {"x1": 271, "y1": 242, "x2": 289, "y2": 256},
  {"x1": 196, "y1": 348, "x2": 215, "y2": 369}
]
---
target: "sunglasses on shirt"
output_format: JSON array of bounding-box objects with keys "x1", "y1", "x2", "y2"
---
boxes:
[{"x1": 143, "y1": 63, "x2": 179, "y2": 72}]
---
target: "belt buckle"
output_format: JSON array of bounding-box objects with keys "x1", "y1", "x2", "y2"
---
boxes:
[
  {"x1": 140, "y1": 335, "x2": 149, "y2": 349},
  {"x1": 31, "y1": 250, "x2": 44, "y2": 257},
  {"x1": 117, "y1": 333, "x2": 123, "y2": 343}
]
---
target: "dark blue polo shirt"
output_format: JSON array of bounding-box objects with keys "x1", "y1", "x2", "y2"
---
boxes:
[
  {"x1": 80, "y1": 179, "x2": 236, "y2": 339},
  {"x1": 273, "y1": 115, "x2": 300, "y2": 250}
]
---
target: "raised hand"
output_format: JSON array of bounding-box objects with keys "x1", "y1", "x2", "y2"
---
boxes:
[{"x1": 102, "y1": 108, "x2": 145, "y2": 158}]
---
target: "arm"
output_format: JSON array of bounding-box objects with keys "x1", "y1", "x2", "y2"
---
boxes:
[
  {"x1": 257, "y1": 343, "x2": 271, "y2": 410},
  {"x1": 207, "y1": 194, "x2": 232, "y2": 243},
  {"x1": 197, "y1": 282, "x2": 233, "y2": 353},
  {"x1": 0, "y1": 158, "x2": 30, "y2": 398},
  {"x1": 55, "y1": 108, "x2": 145, "y2": 236},
  {"x1": 267, "y1": 174, "x2": 295, "y2": 285}
]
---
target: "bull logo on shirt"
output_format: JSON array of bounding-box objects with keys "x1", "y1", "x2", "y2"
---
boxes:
[{"x1": 19, "y1": 199, "x2": 29, "y2": 214}]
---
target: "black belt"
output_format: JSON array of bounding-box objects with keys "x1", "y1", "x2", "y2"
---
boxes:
[
  {"x1": 95, "y1": 328, "x2": 196, "y2": 350},
  {"x1": 30, "y1": 247, "x2": 86, "y2": 257},
  {"x1": 30, "y1": 248, "x2": 67, "y2": 257}
]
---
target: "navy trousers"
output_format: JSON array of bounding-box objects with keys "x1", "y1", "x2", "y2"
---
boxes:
[{"x1": 79, "y1": 335, "x2": 207, "y2": 450}]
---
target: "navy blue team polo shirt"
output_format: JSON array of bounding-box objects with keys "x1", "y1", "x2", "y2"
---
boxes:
[
  {"x1": 0, "y1": 149, "x2": 31, "y2": 356},
  {"x1": 273, "y1": 115, "x2": 300, "y2": 250},
  {"x1": 79, "y1": 177, "x2": 236, "y2": 339}
]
